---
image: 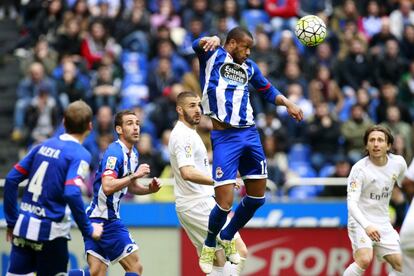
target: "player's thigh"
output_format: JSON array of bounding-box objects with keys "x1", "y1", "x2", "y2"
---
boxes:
[
  {"x1": 84, "y1": 232, "x2": 110, "y2": 267},
  {"x1": 100, "y1": 220, "x2": 138, "y2": 263},
  {"x1": 383, "y1": 253, "x2": 402, "y2": 270},
  {"x1": 211, "y1": 129, "x2": 243, "y2": 184},
  {"x1": 177, "y1": 198, "x2": 217, "y2": 253},
  {"x1": 7, "y1": 242, "x2": 36, "y2": 275},
  {"x1": 348, "y1": 223, "x2": 373, "y2": 254},
  {"x1": 238, "y1": 130, "x2": 267, "y2": 181},
  {"x1": 87, "y1": 254, "x2": 108, "y2": 276},
  {"x1": 376, "y1": 227, "x2": 401, "y2": 263},
  {"x1": 354, "y1": 248, "x2": 374, "y2": 268},
  {"x1": 37, "y1": 237, "x2": 69, "y2": 276}
]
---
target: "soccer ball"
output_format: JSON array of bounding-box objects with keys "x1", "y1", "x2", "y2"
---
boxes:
[{"x1": 295, "y1": 15, "x2": 327, "y2": 47}]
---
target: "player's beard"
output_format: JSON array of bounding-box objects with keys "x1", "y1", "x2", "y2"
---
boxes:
[{"x1": 183, "y1": 110, "x2": 200, "y2": 126}]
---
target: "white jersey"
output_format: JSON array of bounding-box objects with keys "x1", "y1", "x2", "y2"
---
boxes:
[
  {"x1": 347, "y1": 154, "x2": 407, "y2": 228},
  {"x1": 168, "y1": 121, "x2": 214, "y2": 212},
  {"x1": 400, "y1": 158, "x2": 414, "y2": 250}
]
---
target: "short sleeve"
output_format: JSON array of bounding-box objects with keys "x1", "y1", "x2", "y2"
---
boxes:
[
  {"x1": 65, "y1": 149, "x2": 91, "y2": 187},
  {"x1": 347, "y1": 166, "x2": 365, "y2": 201},
  {"x1": 101, "y1": 146, "x2": 122, "y2": 179},
  {"x1": 397, "y1": 156, "x2": 408, "y2": 187}
]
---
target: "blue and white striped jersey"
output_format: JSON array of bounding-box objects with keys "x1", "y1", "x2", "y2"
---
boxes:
[
  {"x1": 193, "y1": 38, "x2": 281, "y2": 127},
  {"x1": 86, "y1": 140, "x2": 139, "y2": 220},
  {"x1": 4, "y1": 134, "x2": 93, "y2": 242}
]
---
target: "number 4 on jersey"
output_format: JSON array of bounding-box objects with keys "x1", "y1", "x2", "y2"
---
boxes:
[{"x1": 28, "y1": 161, "x2": 49, "y2": 202}]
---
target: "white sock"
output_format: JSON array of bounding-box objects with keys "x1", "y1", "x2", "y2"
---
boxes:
[
  {"x1": 208, "y1": 265, "x2": 224, "y2": 276},
  {"x1": 343, "y1": 262, "x2": 365, "y2": 276},
  {"x1": 234, "y1": 257, "x2": 246, "y2": 275}
]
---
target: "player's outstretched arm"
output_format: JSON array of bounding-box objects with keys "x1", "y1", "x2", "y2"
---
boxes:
[
  {"x1": 101, "y1": 164, "x2": 150, "y2": 195},
  {"x1": 275, "y1": 94, "x2": 304, "y2": 122},
  {"x1": 179, "y1": 165, "x2": 214, "y2": 186}
]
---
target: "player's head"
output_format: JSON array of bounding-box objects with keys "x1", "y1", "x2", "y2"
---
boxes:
[
  {"x1": 114, "y1": 110, "x2": 140, "y2": 145},
  {"x1": 225, "y1": 27, "x2": 254, "y2": 64},
  {"x1": 176, "y1": 91, "x2": 201, "y2": 126},
  {"x1": 363, "y1": 125, "x2": 394, "y2": 157},
  {"x1": 63, "y1": 100, "x2": 92, "y2": 135}
]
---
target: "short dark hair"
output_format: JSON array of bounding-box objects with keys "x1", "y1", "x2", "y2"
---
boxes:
[
  {"x1": 64, "y1": 100, "x2": 92, "y2": 134},
  {"x1": 114, "y1": 110, "x2": 136, "y2": 128},
  {"x1": 225, "y1": 27, "x2": 253, "y2": 44},
  {"x1": 363, "y1": 125, "x2": 394, "y2": 146},
  {"x1": 176, "y1": 91, "x2": 199, "y2": 106}
]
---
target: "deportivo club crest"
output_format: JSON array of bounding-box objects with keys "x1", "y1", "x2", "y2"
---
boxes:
[{"x1": 216, "y1": 167, "x2": 223, "y2": 179}]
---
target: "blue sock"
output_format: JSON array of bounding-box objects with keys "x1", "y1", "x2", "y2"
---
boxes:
[
  {"x1": 220, "y1": 196, "x2": 265, "y2": 240},
  {"x1": 68, "y1": 269, "x2": 90, "y2": 276},
  {"x1": 205, "y1": 204, "x2": 230, "y2": 247},
  {"x1": 125, "y1": 273, "x2": 139, "y2": 276}
]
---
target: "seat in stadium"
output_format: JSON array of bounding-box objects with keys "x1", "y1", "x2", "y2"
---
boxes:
[
  {"x1": 241, "y1": 9, "x2": 270, "y2": 32},
  {"x1": 288, "y1": 143, "x2": 312, "y2": 165}
]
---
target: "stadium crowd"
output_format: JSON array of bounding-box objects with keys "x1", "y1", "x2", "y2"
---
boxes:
[{"x1": 2, "y1": 0, "x2": 414, "y2": 199}]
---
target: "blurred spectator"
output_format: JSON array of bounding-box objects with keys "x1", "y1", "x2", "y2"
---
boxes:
[
  {"x1": 337, "y1": 38, "x2": 372, "y2": 91},
  {"x1": 150, "y1": 0, "x2": 181, "y2": 31},
  {"x1": 373, "y1": 39, "x2": 408, "y2": 87},
  {"x1": 368, "y1": 17, "x2": 398, "y2": 59},
  {"x1": 303, "y1": 42, "x2": 337, "y2": 80},
  {"x1": 398, "y1": 61, "x2": 414, "y2": 119},
  {"x1": 298, "y1": 0, "x2": 332, "y2": 17},
  {"x1": 136, "y1": 133, "x2": 166, "y2": 177},
  {"x1": 148, "y1": 57, "x2": 178, "y2": 101},
  {"x1": 179, "y1": 17, "x2": 208, "y2": 57},
  {"x1": 12, "y1": 63, "x2": 57, "y2": 142},
  {"x1": 361, "y1": 0, "x2": 382, "y2": 39},
  {"x1": 306, "y1": 102, "x2": 342, "y2": 171},
  {"x1": 340, "y1": 104, "x2": 373, "y2": 163},
  {"x1": 257, "y1": 109, "x2": 289, "y2": 151},
  {"x1": 148, "y1": 83, "x2": 181, "y2": 137},
  {"x1": 132, "y1": 104, "x2": 158, "y2": 146},
  {"x1": 309, "y1": 65, "x2": 344, "y2": 115},
  {"x1": 319, "y1": 157, "x2": 351, "y2": 197},
  {"x1": 220, "y1": 0, "x2": 241, "y2": 31},
  {"x1": 148, "y1": 25, "x2": 172, "y2": 59},
  {"x1": 381, "y1": 105, "x2": 413, "y2": 161},
  {"x1": 87, "y1": 0, "x2": 120, "y2": 18},
  {"x1": 264, "y1": 0, "x2": 298, "y2": 32},
  {"x1": 400, "y1": 24, "x2": 414, "y2": 60},
  {"x1": 54, "y1": 16, "x2": 83, "y2": 61},
  {"x1": 275, "y1": 61, "x2": 308, "y2": 97},
  {"x1": 331, "y1": 0, "x2": 362, "y2": 35},
  {"x1": 389, "y1": 0, "x2": 414, "y2": 40},
  {"x1": 277, "y1": 84, "x2": 311, "y2": 144},
  {"x1": 272, "y1": 30, "x2": 304, "y2": 72},
  {"x1": 249, "y1": 60, "x2": 278, "y2": 114},
  {"x1": 24, "y1": 88, "x2": 59, "y2": 145},
  {"x1": 263, "y1": 134, "x2": 286, "y2": 191},
  {"x1": 337, "y1": 20, "x2": 368, "y2": 61},
  {"x1": 149, "y1": 39, "x2": 189, "y2": 81},
  {"x1": 182, "y1": 0, "x2": 213, "y2": 31},
  {"x1": 114, "y1": 2, "x2": 150, "y2": 53},
  {"x1": 83, "y1": 105, "x2": 114, "y2": 169},
  {"x1": 80, "y1": 19, "x2": 121, "y2": 69},
  {"x1": 196, "y1": 115, "x2": 213, "y2": 159},
  {"x1": 181, "y1": 56, "x2": 201, "y2": 97},
  {"x1": 69, "y1": 0, "x2": 90, "y2": 36},
  {"x1": 91, "y1": 63, "x2": 121, "y2": 111},
  {"x1": 159, "y1": 129, "x2": 171, "y2": 163},
  {"x1": 355, "y1": 87, "x2": 379, "y2": 122},
  {"x1": 20, "y1": 37, "x2": 59, "y2": 77},
  {"x1": 393, "y1": 134, "x2": 411, "y2": 164},
  {"x1": 250, "y1": 31, "x2": 279, "y2": 74},
  {"x1": 55, "y1": 60, "x2": 90, "y2": 108},
  {"x1": 0, "y1": 0, "x2": 18, "y2": 19},
  {"x1": 376, "y1": 83, "x2": 412, "y2": 124}
]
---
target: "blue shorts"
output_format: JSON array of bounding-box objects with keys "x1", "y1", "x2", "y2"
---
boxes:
[
  {"x1": 84, "y1": 218, "x2": 138, "y2": 265},
  {"x1": 8, "y1": 236, "x2": 69, "y2": 275},
  {"x1": 211, "y1": 126, "x2": 267, "y2": 186}
]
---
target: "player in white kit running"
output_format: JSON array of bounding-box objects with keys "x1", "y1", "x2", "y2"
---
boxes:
[
  {"x1": 344, "y1": 125, "x2": 407, "y2": 276},
  {"x1": 168, "y1": 91, "x2": 248, "y2": 275},
  {"x1": 400, "y1": 158, "x2": 414, "y2": 275}
]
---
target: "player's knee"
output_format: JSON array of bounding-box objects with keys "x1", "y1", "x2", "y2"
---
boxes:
[
  {"x1": 390, "y1": 258, "x2": 402, "y2": 272},
  {"x1": 355, "y1": 255, "x2": 372, "y2": 269},
  {"x1": 238, "y1": 244, "x2": 248, "y2": 258}
]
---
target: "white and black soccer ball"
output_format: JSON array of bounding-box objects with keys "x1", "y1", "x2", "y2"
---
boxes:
[{"x1": 295, "y1": 15, "x2": 327, "y2": 47}]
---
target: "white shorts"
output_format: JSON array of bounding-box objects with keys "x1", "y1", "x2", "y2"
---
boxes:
[
  {"x1": 348, "y1": 222, "x2": 401, "y2": 260},
  {"x1": 177, "y1": 196, "x2": 240, "y2": 255}
]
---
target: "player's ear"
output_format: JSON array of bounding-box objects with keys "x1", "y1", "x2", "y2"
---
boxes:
[
  {"x1": 88, "y1": 121, "x2": 93, "y2": 131},
  {"x1": 115, "y1": 125, "x2": 122, "y2": 135},
  {"x1": 176, "y1": 105, "x2": 183, "y2": 115}
]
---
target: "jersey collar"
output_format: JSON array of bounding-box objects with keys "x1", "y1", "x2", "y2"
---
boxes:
[{"x1": 59, "y1": 133, "x2": 81, "y2": 144}]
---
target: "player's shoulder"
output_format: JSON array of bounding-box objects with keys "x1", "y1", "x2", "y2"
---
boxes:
[
  {"x1": 351, "y1": 156, "x2": 370, "y2": 172},
  {"x1": 388, "y1": 153, "x2": 407, "y2": 167},
  {"x1": 170, "y1": 122, "x2": 192, "y2": 139},
  {"x1": 103, "y1": 140, "x2": 124, "y2": 158}
]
